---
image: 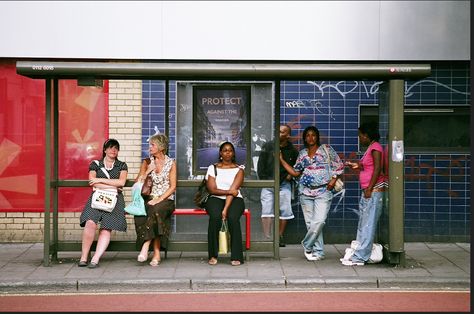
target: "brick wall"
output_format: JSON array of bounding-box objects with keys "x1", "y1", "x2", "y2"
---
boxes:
[{"x1": 0, "y1": 80, "x2": 142, "y2": 243}]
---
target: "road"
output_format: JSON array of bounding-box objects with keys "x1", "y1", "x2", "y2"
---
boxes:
[{"x1": 0, "y1": 290, "x2": 470, "y2": 312}]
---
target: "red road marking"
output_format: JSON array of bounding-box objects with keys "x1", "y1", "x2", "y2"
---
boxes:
[{"x1": 0, "y1": 290, "x2": 470, "y2": 312}]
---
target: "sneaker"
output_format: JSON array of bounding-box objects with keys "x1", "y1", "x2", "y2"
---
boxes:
[
  {"x1": 279, "y1": 235, "x2": 286, "y2": 247},
  {"x1": 313, "y1": 254, "x2": 325, "y2": 261},
  {"x1": 341, "y1": 259, "x2": 364, "y2": 266},
  {"x1": 304, "y1": 250, "x2": 319, "y2": 261}
]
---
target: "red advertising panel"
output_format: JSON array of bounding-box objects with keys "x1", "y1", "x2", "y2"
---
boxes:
[{"x1": 0, "y1": 61, "x2": 108, "y2": 212}]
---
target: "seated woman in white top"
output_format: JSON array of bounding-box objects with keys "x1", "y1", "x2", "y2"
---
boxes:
[{"x1": 205, "y1": 141, "x2": 245, "y2": 266}]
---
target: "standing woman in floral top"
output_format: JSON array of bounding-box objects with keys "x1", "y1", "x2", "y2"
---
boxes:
[
  {"x1": 135, "y1": 134, "x2": 177, "y2": 266},
  {"x1": 280, "y1": 126, "x2": 344, "y2": 261}
]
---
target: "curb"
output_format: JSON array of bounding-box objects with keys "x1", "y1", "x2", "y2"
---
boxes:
[
  {"x1": 378, "y1": 277, "x2": 471, "y2": 289},
  {"x1": 0, "y1": 277, "x2": 469, "y2": 294},
  {"x1": 192, "y1": 279, "x2": 286, "y2": 291}
]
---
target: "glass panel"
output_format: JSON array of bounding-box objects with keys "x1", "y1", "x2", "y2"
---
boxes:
[
  {"x1": 0, "y1": 61, "x2": 45, "y2": 210},
  {"x1": 175, "y1": 81, "x2": 275, "y2": 241},
  {"x1": 58, "y1": 79, "x2": 109, "y2": 210},
  {"x1": 360, "y1": 104, "x2": 470, "y2": 152}
]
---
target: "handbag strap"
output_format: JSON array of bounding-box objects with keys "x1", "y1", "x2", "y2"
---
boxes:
[
  {"x1": 92, "y1": 160, "x2": 120, "y2": 194},
  {"x1": 94, "y1": 160, "x2": 111, "y2": 179},
  {"x1": 220, "y1": 219, "x2": 228, "y2": 232},
  {"x1": 321, "y1": 145, "x2": 333, "y2": 180}
]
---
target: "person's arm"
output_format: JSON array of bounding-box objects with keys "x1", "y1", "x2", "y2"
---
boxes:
[
  {"x1": 206, "y1": 166, "x2": 239, "y2": 197},
  {"x1": 89, "y1": 163, "x2": 128, "y2": 189},
  {"x1": 326, "y1": 146, "x2": 344, "y2": 191},
  {"x1": 135, "y1": 158, "x2": 152, "y2": 182},
  {"x1": 257, "y1": 145, "x2": 270, "y2": 179},
  {"x1": 279, "y1": 153, "x2": 300, "y2": 178},
  {"x1": 363, "y1": 150, "x2": 382, "y2": 198},
  {"x1": 222, "y1": 168, "x2": 244, "y2": 220},
  {"x1": 148, "y1": 160, "x2": 177, "y2": 205},
  {"x1": 282, "y1": 148, "x2": 298, "y2": 181}
]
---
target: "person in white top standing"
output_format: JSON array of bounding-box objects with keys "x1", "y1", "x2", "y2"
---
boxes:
[{"x1": 205, "y1": 141, "x2": 245, "y2": 266}]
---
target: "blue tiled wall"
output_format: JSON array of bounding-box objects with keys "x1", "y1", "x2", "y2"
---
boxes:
[{"x1": 142, "y1": 62, "x2": 470, "y2": 242}]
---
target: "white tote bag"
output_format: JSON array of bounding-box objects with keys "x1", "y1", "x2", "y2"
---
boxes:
[{"x1": 91, "y1": 188, "x2": 118, "y2": 212}]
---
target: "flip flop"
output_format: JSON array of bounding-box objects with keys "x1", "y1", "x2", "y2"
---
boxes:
[
  {"x1": 149, "y1": 259, "x2": 161, "y2": 267},
  {"x1": 208, "y1": 258, "x2": 218, "y2": 265}
]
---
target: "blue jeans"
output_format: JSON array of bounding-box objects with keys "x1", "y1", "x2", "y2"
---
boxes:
[
  {"x1": 300, "y1": 190, "x2": 333, "y2": 258},
  {"x1": 352, "y1": 191, "x2": 384, "y2": 263}
]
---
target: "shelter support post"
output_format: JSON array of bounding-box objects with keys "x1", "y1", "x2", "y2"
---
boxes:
[
  {"x1": 43, "y1": 79, "x2": 52, "y2": 266},
  {"x1": 273, "y1": 80, "x2": 281, "y2": 258},
  {"x1": 383, "y1": 79, "x2": 406, "y2": 266}
]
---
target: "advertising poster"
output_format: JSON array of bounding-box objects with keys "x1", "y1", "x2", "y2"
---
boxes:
[
  {"x1": 0, "y1": 61, "x2": 108, "y2": 211},
  {"x1": 193, "y1": 87, "x2": 249, "y2": 173}
]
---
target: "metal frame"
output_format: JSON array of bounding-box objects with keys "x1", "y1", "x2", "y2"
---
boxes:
[{"x1": 16, "y1": 61, "x2": 430, "y2": 266}]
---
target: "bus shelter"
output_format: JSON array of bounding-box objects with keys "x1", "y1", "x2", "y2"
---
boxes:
[{"x1": 16, "y1": 61, "x2": 431, "y2": 266}]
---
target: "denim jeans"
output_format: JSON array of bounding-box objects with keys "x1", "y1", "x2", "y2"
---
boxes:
[
  {"x1": 300, "y1": 190, "x2": 333, "y2": 258},
  {"x1": 260, "y1": 181, "x2": 294, "y2": 219},
  {"x1": 351, "y1": 191, "x2": 384, "y2": 263}
]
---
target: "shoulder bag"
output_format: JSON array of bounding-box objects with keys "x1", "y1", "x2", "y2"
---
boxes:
[
  {"x1": 141, "y1": 174, "x2": 153, "y2": 197},
  {"x1": 193, "y1": 164, "x2": 217, "y2": 208}
]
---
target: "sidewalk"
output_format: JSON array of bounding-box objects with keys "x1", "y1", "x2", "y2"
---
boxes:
[{"x1": 0, "y1": 242, "x2": 470, "y2": 294}]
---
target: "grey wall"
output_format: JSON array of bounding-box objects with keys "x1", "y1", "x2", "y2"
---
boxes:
[{"x1": 0, "y1": 1, "x2": 469, "y2": 61}]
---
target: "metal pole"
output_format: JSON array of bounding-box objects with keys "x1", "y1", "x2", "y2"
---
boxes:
[
  {"x1": 274, "y1": 80, "x2": 280, "y2": 258},
  {"x1": 43, "y1": 79, "x2": 52, "y2": 266},
  {"x1": 52, "y1": 79, "x2": 59, "y2": 262},
  {"x1": 388, "y1": 79, "x2": 405, "y2": 266},
  {"x1": 165, "y1": 80, "x2": 169, "y2": 138}
]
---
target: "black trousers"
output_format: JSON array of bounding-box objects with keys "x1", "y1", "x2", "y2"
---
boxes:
[{"x1": 205, "y1": 196, "x2": 245, "y2": 262}]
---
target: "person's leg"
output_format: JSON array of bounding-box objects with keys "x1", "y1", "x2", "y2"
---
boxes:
[
  {"x1": 227, "y1": 198, "x2": 245, "y2": 264},
  {"x1": 206, "y1": 197, "x2": 224, "y2": 262},
  {"x1": 351, "y1": 191, "x2": 384, "y2": 263},
  {"x1": 80, "y1": 220, "x2": 97, "y2": 263},
  {"x1": 278, "y1": 181, "x2": 294, "y2": 246},
  {"x1": 279, "y1": 220, "x2": 288, "y2": 238},
  {"x1": 138, "y1": 240, "x2": 152, "y2": 262},
  {"x1": 260, "y1": 188, "x2": 274, "y2": 239},
  {"x1": 310, "y1": 190, "x2": 333, "y2": 258},
  {"x1": 354, "y1": 194, "x2": 367, "y2": 246},
  {"x1": 90, "y1": 228, "x2": 111, "y2": 264},
  {"x1": 300, "y1": 194, "x2": 318, "y2": 252},
  {"x1": 150, "y1": 237, "x2": 161, "y2": 266}
]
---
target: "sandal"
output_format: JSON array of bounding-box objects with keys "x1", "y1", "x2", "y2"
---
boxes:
[
  {"x1": 137, "y1": 254, "x2": 148, "y2": 263},
  {"x1": 231, "y1": 260, "x2": 241, "y2": 266},
  {"x1": 78, "y1": 260, "x2": 88, "y2": 267},
  {"x1": 149, "y1": 259, "x2": 161, "y2": 267},
  {"x1": 208, "y1": 258, "x2": 218, "y2": 265}
]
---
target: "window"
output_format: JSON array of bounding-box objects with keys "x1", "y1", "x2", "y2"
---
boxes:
[{"x1": 360, "y1": 105, "x2": 470, "y2": 153}]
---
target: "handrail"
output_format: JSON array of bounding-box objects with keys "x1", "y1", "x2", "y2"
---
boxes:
[{"x1": 53, "y1": 179, "x2": 275, "y2": 188}]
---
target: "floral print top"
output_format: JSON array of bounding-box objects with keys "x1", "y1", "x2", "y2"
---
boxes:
[
  {"x1": 293, "y1": 144, "x2": 344, "y2": 197},
  {"x1": 150, "y1": 155, "x2": 175, "y2": 200}
]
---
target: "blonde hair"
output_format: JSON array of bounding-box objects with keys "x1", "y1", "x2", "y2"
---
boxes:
[{"x1": 149, "y1": 134, "x2": 169, "y2": 153}]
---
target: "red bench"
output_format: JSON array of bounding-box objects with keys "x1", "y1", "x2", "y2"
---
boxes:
[{"x1": 173, "y1": 208, "x2": 251, "y2": 250}]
